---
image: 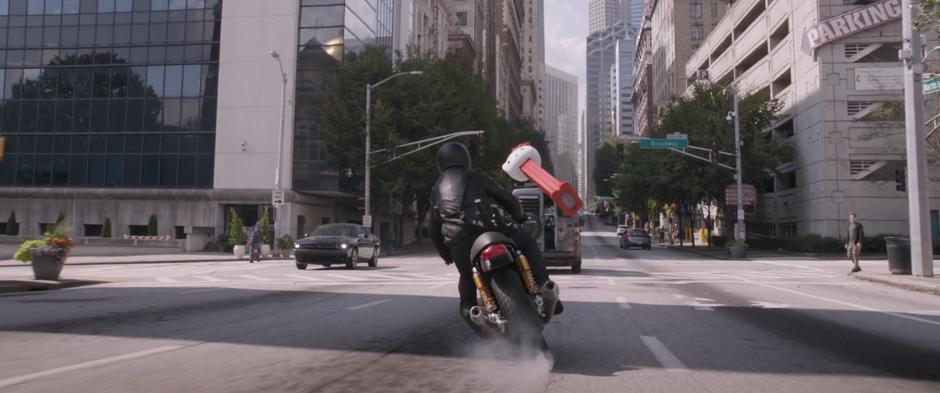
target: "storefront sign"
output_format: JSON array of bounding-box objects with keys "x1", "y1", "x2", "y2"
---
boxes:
[{"x1": 802, "y1": 0, "x2": 902, "y2": 56}]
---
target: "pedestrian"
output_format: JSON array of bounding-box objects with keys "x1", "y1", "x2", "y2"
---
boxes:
[
  {"x1": 658, "y1": 226, "x2": 665, "y2": 243},
  {"x1": 248, "y1": 222, "x2": 263, "y2": 263},
  {"x1": 846, "y1": 212, "x2": 864, "y2": 273}
]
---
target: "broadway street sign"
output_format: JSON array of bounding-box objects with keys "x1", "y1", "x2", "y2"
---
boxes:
[{"x1": 640, "y1": 138, "x2": 689, "y2": 149}]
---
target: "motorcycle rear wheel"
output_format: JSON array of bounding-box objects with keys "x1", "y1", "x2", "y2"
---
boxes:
[{"x1": 490, "y1": 268, "x2": 545, "y2": 349}]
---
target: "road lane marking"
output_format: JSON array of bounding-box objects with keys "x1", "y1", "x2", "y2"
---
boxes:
[
  {"x1": 738, "y1": 277, "x2": 940, "y2": 328},
  {"x1": 234, "y1": 274, "x2": 271, "y2": 282},
  {"x1": 639, "y1": 336, "x2": 688, "y2": 371},
  {"x1": 0, "y1": 345, "x2": 184, "y2": 388},
  {"x1": 753, "y1": 260, "x2": 827, "y2": 272},
  {"x1": 607, "y1": 278, "x2": 616, "y2": 286},
  {"x1": 346, "y1": 299, "x2": 393, "y2": 311},
  {"x1": 401, "y1": 273, "x2": 443, "y2": 280},
  {"x1": 322, "y1": 273, "x2": 360, "y2": 281},
  {"x1": 616, "y1": 297, "x2": 631, "y2": 309},
  {"x1": 155, "y1": 277, "x2": 179, "y2": 283},
  {"x1": 191, "y1": 275, "x2": 225, "y2": 282},
  {"x1": 428, "y1": 282, "x2": 450, "y2": 290},
  {"x1": 283, "y1": 274, "x2": 324, "y2": 281}
]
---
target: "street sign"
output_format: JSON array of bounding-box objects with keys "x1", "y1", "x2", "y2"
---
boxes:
[
  {"x1": 362, "y1": 215, "x2": 373, "y2": 228},
  {"x1": 272, "y1": 189, "x2": 285, "y2": 206},
  {"x1": 725, "y1": 184, "x2": 757, "y2": 206},
  {"x1": 924, "y1": 74, "x2": 940, "y2": 95},
  {"x1": 640, "y1": 138, "x2": 689, "y2": 149}
]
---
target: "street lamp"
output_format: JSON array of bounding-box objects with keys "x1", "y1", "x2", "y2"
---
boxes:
[
  {"x1": 363, "y1": 71, "x2": 423, "y2": 229},
  {"x1": 270, "y1": 50, "x2": 288, "y2": 240}
]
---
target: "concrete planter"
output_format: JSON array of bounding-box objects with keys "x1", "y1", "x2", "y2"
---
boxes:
[
  {"x1": 233, "y1": 245, "x2": 246, "y2": 259},
  {"x1": 29, "y1": 249, "x2": 65, "y2": 280},
  {"x1": 728, "y1": 245, "x2": 747, "y2": 259},
  {"x1": 261, "y1": 244, "x2": 271, "y2": 258}
]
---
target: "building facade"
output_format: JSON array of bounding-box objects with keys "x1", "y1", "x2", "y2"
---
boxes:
[
  {"x1": 685, "y1": 0, "x2": 940, "y2": 238},
  {"x1": 0, "y1": 0, "x2": 394, "y2": 249},
  {"x1": 649, "y1": 0, "x2": 726, "y2": 110},
  {"x1": 586, "y1": 20, "x2": 627, "y2": 199},
  {"x1": 520, "y1": 0, "x2": 543, "y2": 130},
  {"x1": 632, "y1": 8, "x2": 654, "y2": 136},
  {"x1": 589, "y1": 0, "x2": 621, "y2": 34},
  {"x1": 394, "y1": 0, "x2": 454, "y2": 60},
  {"x1": 543, "y1": 65, "x2": 578, "y2": 189},
  {"x1": 494, "y1": 0, "x2": 524, "y2": 121}
]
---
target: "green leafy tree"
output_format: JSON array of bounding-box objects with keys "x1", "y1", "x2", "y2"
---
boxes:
[
  {"x1": 593, "y1": 141, "x2": 619, "y2": 197},
  {"x1": 614, "y1": 82, "x2": 794, "y2": 239},
  {"x1": 258, "y1": 208, "x2": 273, "y2": 246},
  {"x1": 55, "y1": 212, "x2": 65, "y2": 227},
  {"x1": 6, "y1": 211, "x2": 18, "y2": 236},
  {"x1": 318, "y1": 46, "x2": 553, "y2": 244},
  {"x1": 228, "y1": 209, "x2": 246, "y2": 246},
  {"x1": 147, "y1": 214, "x2": 158, "y2": 236},
  {"x1": 102, "y1": 217, "x2": 112, "y2": 238},
  {"x1": 916, "y1": 1, "x2": 940, "y2": 34}
]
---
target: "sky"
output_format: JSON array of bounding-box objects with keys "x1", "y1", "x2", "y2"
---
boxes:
[{"x1": 544, "y1": 0, "x2": 588, "y2": 132}]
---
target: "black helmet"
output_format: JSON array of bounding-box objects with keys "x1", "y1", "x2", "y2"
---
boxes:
[{"x1": 437, "y1": 142, "x2": 471, "y2": 172}]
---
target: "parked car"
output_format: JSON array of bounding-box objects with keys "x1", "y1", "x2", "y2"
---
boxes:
[
  {"x1": 293, "y1": 223, "x2": 379, "y2": 270},
  {"x1": 620, "y1": 229, "x2": 651, "y2": 250}
]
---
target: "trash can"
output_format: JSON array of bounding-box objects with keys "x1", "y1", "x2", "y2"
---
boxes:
[{"x1": 884, "y1": 236, "x2": 911, "y2": 275}]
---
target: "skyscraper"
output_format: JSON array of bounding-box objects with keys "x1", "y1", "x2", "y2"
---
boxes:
[
  {"x1": 543, "y1": 65, "x2": 578, "y2": 188},
  {"x1": 586, "y1": 20, "x2": 627, "y2": 200},
  {"x1": 589, "y1": 0, "x2": 621, "y2": 34},
  {"x1": 521, "y1": 0, "x2": 544, "y2": 130}
]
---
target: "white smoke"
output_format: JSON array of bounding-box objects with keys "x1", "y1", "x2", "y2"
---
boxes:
[{"x1": 462, "y1": 338, "x2": 556, "y2": 393}]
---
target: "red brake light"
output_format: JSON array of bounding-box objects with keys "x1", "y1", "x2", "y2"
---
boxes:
[{"x1": 481, "y1": 244, "x2": 509, "y2": 260}]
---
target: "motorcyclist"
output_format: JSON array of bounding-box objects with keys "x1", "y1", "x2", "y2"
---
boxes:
[{"x1": 429, "y1": 142, "x2": 563, "y2": 334}]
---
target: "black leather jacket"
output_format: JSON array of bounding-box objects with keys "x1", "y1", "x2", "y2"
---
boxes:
[{"x1": 429, "y1": 167, "x2": 525, "y2": 263}]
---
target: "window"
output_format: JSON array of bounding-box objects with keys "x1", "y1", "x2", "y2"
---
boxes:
[
  {"x1": 710, "y1": 2, "x2": 718, "y2": 17},
  {"x1": 84, "y1": 224, "x2": 103, "y2": 237},
  {"x1": 690, "y1": 2, "x2": 702, "y2": 18},
  {"x1": 456, "y1": 11, "x2": 467, "y2": 26},
  {"x1": 691, "y1": 24, "x2": 704, "y2": 40}
]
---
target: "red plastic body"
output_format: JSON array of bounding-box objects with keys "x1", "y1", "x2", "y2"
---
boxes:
[{"x1": 519, "y1": 159, "x2": 583, "y2": 217}]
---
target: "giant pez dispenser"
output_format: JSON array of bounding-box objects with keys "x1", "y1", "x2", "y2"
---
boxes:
[{"x1": 501, "y1": 143, "x2": 583, "y2": 217}]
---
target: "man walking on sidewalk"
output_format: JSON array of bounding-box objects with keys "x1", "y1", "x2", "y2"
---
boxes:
[{"x1": 847, "y1": 212, "x2": 864, "y2": 273}]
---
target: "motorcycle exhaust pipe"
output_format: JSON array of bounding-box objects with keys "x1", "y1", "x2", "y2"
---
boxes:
[
  {"x1": 469, "y1": 306, "x2": 503, "y2": 335},
  {"x1": 539, "y1": 280, "x2": 560, "y2": 323}
]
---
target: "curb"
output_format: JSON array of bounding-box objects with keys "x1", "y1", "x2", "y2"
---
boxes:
[
  {"x1": 0, "y1": 279, "x2": 110, "y2": 294},
  {"x1": 852, "y1": 274, "x2": 940, "y2": 297},
  {"x1": 665, "y1": 245, "x2": 726, "y2": 260},
  {"x1": 0, "y1": 257, "x2": 246, "y2": 268}
]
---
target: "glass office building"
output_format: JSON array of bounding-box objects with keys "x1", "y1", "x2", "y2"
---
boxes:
[
  {"x1": 0, "y1": 0, "x2": 221, "y2": 188},
  {"x1": 293, "y1": 0, "x2": 392, "y2": 192}
]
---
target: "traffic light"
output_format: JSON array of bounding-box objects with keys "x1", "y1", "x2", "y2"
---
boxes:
[
  {"x1": 896, "y1": 169, "x2": 906, "y2": 192},
  {"x1": 710, "y1": 142, "x2": 719, "y2": 164},
  {"x1": 357, "y1": 195, "x2": 366, "y2": 212},
  {"x1": 0, "y1": 135, "x2": 5, "y2": 161}
]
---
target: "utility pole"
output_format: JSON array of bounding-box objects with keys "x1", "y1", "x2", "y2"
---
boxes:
[
  {"x1": 901, "y1": 1, "x2": 934, "y2": 277},
  {"x1": 732, "y1": 84, "x2": 744, "y2": 242}
]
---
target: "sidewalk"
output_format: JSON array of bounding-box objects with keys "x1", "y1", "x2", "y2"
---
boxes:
[
  {"x1": 853, "y1": 271, "x2": 940, "y2": 296},
  {"x1": 0, "y1": 253, "x2": 239, "y2": 268},
  {"x1": 665, "y1": 242, "x2": 885, "y2": 261}
]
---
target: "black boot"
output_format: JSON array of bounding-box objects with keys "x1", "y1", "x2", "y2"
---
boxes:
[{"x1": 554, "y1": 299, "x2": 564, "y2": 315}]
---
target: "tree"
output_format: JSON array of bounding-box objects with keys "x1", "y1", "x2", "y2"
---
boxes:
[
  {"x1": 258, "y1": 208, "x2": 273, "y2": 246},
  {"x1": 228, "y1": 209, "x2": 246, "y2": 246},
  {"x1": 594, "y1": 141, "x2": 619, "y2": 197},
  {"x1": 147, "y1": 214, "x2": 158, "y2": 236},
  {"x1": 318, "y1": 46, "x2": 553, "y2": 244},
  {"x1": 917, "y1": 1, "x2": 940, "y2": 34},
  {"x1": 614, "y1": 82, "x2": 794, "y2": 239},
  {"x1": 6, "y1": 211, "x2": 17, "y2": 236},
  {"x1": 55, "y1": 212, "x2": 65, "y2": 227},
  {"x1": 102, "y1": 217, "x2": 112, "y2": 238}
]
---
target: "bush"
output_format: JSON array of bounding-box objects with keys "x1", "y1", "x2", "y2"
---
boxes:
[
  {"x1": 709, "y1": 235, "x2": 728, "y2": 248},
  {"x1": 259, "y1": 208, "x2": 273, "y2": 246},
  {"x1": 102, "y1": 217, "x2": 112, "y2": 238},
  {"x1": 6, "y1": 211, "x2": 17, "y2": 236},
  {"x1": 55, "y1": 212, "x2": 65, "y2": 226},
  {"x1": 147, "y1": 214, "x2": 158, "y2": 236},
  {"x1": 783, "y1": 234, "x2": 844, "y2": 254},
  {"x1": 746, "y1": 236, "x2": 783, "y2": 250},
  {"x1": 276, "y1": 234, "x2": 294, "y2": 250},
  {"x1": 228, "y1": 209, "x2": 246, "y2": 246}
]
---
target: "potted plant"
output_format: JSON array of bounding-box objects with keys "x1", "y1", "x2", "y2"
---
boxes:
[
  {"x1": 228, "y1": 209, "x2": 247, "y2": 259},
  {"x1": 14, "y1": 225, "x2": 75, "y2": 280},
  {"x1": 276, "y1": 234, "x2": 295, "y2": 259},
  {"x1": 727, "y1": 239, "x2": 748, "y2": 259},
  {"x1": 259, "y1": 208, "x2": 272, "y2": 257}
]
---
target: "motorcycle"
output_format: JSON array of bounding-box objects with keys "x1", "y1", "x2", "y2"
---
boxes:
[{"x1": 465, "y1": 228, "x2": 560, "y2": 349}]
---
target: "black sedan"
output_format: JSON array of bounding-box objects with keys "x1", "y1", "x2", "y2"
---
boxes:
[
  {"x1": 293, "y1": 224, "x2": 379, "y2": 270},
  {"x1": 620, "y1": 229, "x2": 652, "y2": 250}
]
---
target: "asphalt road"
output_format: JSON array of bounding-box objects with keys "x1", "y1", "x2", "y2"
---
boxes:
[{"x1": 1, "y1": 217, "x2": 939, "y2": 393}]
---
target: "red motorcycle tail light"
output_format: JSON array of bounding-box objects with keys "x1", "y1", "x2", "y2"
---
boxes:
[{"x1": 481, "y1": 244, "x2": 509, "y2": 261}]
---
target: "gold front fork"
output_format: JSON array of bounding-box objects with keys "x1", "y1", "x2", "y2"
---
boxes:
[
  {"x1": 472, "y1": 267, "x2": 498, "y2": 312},
  {"x1": 516, "y1": 253, "x2": 539, "y2": 295}
]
